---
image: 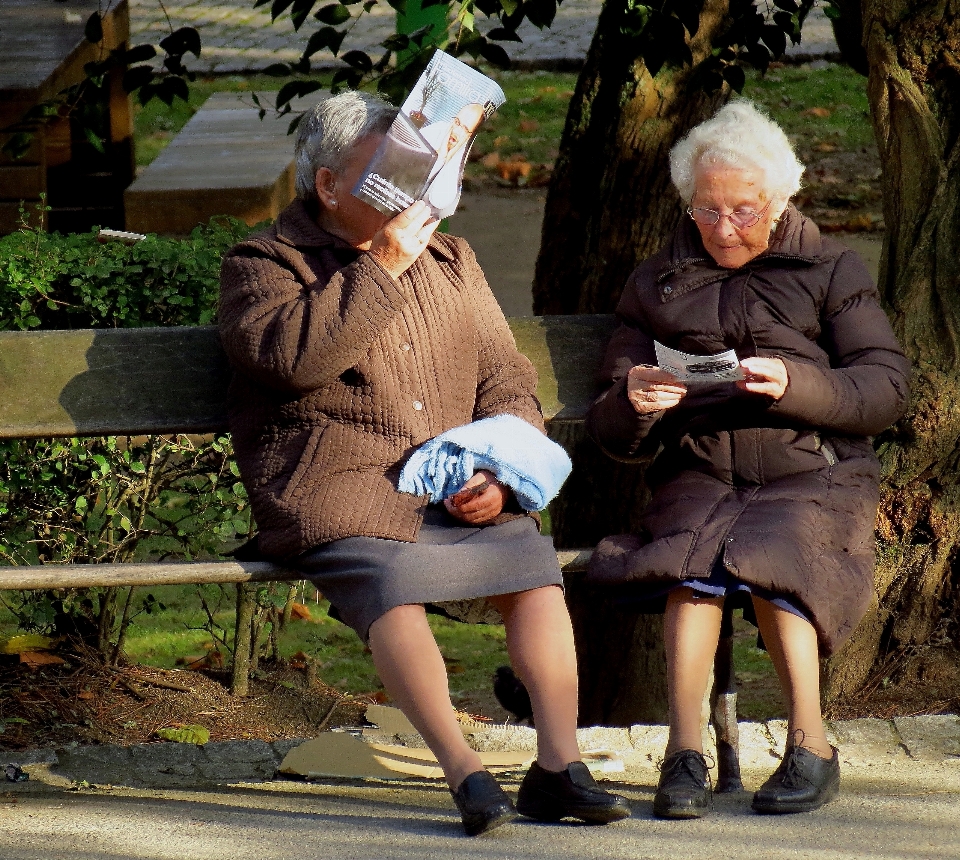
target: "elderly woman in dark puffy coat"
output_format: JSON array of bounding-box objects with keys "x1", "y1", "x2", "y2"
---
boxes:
[
  {"x1": 586, "y1": 100, "x2": 909, "y2": 818},
  {"x1": 219, "y1": 91, "x2": 628, "y2": 836}
]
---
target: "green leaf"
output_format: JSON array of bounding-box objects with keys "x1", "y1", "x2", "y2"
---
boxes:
[
  {"x1": 341, "y1": 50, "x2": 373, "y2": 72},
  {"x1": 156, "y1": 725, "x2": 210, "y2": 745},
  {"x1": 499, "y1": 0, "x2": 519, "y2": 15},
  {"x1": 314, "y1": 3, "x2": 352, "y2": 24}
]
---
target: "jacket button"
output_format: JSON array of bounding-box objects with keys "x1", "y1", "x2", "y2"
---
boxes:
[
  {"x1": 663, "y1": 286, "x2": 673, "y2": 295},
  {"x1": 413, "y1": 400, "x2": 423, "y2": 411},
  {"x1": 400, "y1": 343, "x2": 411, "y2": 352}
]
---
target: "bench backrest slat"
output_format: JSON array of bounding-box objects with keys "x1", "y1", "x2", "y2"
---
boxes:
[{"x1": 0, "y1": 316, "x2": 617, "y2": 439}]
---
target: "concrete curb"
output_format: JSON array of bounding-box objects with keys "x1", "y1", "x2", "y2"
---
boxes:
[{"x1": 6, "y1": 715, "x2": 959, "y2": 791}]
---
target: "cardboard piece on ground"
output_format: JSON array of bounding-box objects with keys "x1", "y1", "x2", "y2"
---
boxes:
[{"x1": 278, "y1": 731, "x2": 534, "y2": 780}]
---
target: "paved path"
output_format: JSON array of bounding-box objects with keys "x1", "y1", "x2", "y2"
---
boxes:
[
  {"x1": 129, "y1": 0, "x2": 840, "y2": 75},
  {"x1": 2, "y1": 715, "x2": 958, "y2": 859}
]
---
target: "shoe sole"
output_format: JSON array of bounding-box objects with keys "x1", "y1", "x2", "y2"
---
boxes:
[
  {"x1": 751, "y1": 783, "x2": 840, "y2": 815},
  {"x1": 653, "y1": 799, "x2": 710, "y2": 820},
  {"x1": 463, "y1": 808, "x2": 519, "y2": 836},
  {"x1": 516, "y1": 802, "x2": 631, "y2": 824}
]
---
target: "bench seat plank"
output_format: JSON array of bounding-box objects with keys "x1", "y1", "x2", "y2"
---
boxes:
[{"x1": 0, "y1": 550, "x2": 592, "y2": 591}]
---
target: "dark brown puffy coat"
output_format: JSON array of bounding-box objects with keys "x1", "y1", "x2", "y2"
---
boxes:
[
  {"x1": 218, "y1": 200, "x2": 543, "y2": 559},
  {"x1": 585, "y1": 205, "x2": 910, "y2": 654}
]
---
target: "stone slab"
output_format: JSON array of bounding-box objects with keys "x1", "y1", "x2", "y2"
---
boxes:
[{"x1": 893, "y1": 715, "x2": 960, "y2": 761}]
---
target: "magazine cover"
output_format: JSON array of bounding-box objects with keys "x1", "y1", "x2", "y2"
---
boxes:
[{"x1": 352, "y1": 51, "x2": 506, "y2": 219}]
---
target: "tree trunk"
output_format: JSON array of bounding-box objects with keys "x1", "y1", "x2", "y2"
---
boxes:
[
  {"x1": 824, "y1": 1, "x2": 960, "y2": 699},
  {"x1": 532, "y1": 0, "x2": 732, "y2": 315}
]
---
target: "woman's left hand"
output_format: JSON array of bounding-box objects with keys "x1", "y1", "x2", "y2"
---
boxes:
[
  {"x1": 444, "y1": 469, "x2": 509, "y2": 524},
  {"x1": 738, "y1": 356, "x2": 788, "y2": 400}
]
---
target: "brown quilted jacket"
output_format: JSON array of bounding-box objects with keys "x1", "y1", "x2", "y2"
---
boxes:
[
  {"x1": 218, "y1": 200, "x2": 543, "y2": 559},
  {"x1": 586, "y1": 205, "x2": 910, "y2": 654}
]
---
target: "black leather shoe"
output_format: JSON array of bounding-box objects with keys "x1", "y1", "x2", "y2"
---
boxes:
[
  {"x1": 516, "y1": 761, "x2": 631, "y2": 824},
  {"x1": 653, "y1": 749, "x2": 712, "y2": 819},
  {"x1": 451, "y1": 770, "x2": 518, "y2": 836},
  {"x1": 752, "y1": 745, "x2": 840, "y2": 814}
]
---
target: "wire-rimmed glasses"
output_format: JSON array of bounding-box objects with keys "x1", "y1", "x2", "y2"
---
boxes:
[{"x1": 687, "y1": 200, "x2": 771, "y2": 229}]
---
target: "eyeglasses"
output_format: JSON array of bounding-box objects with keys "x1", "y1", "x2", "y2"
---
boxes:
[{"x1": 687, "y1": 200, "x2": 771, "y2": 229}]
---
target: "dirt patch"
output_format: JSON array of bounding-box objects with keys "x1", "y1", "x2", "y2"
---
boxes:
[{"x1": 0, "y1": 649, "x2": 369, "y2": 752}]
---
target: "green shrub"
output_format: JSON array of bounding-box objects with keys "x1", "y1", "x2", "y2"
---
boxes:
[
  {"x1": 0, "y1": 216, "x2": 259, "y2": 662},
  {"x1": 0, "y1": 214, "x2": 251, "y2": 331}
]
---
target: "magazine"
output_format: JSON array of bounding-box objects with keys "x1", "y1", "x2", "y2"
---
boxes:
[
  {"x1": 654, "y1": 341, "x2": 744, "y2": 384},
  {"x1": 352, "y1": 51, "x2": 506, "y2": 219}
]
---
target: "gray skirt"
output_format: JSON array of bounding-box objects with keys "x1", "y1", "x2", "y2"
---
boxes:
[{"x1": 294, "y1": 505, "x2": 563, "y2": 642}]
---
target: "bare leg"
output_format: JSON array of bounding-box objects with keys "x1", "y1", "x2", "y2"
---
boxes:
[
  {"x1": 750, "y1": 597, "x2": 832, "y2": 759},
  {"x1": 664, "y1": 587, "x2": 725, "y2": 756},
  {"x1": 367, "y1": 603, "x2": 482, "y2": 790},
  {"x1": 488, "y1": 585, "x2": 580, "y2": 771}
]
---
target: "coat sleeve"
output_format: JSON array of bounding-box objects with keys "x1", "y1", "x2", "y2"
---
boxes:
[
  {"x1": 768, "y1": 249, "x2": 911, "y2": 435},
  {"x1": 585, "y1": 266, "x2": 668, "y2": 459},
  {"x1": 452, "y1": 238, "x2": 545, "y2": 432},
  {"x1": 218, "y1": 239, "x2": 410, "y2": 394}
]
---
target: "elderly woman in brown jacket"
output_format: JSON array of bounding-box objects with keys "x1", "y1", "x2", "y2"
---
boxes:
[
  {"x1": 219, "y1": 91, "x2": 628, "y2": 836},
  {"x1": 586, "y1": 100, "x2": 909, "y2": 819}
]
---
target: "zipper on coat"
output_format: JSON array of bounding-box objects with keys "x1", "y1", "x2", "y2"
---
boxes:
[{"x1": 812, "y1": 431, "x2": 837, "y2": 466}]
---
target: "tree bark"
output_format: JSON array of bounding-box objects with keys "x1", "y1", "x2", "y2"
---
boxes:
[
  {"x1": 532, "y1": 0, "x2": 732, "y2": 315},
  {"x1": 824, "y1": 0, "x2": 960, "y2": 699}
]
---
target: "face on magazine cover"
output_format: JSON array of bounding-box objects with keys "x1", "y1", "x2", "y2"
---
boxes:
[{"x1": 441, "y1": 103, "x2": 484, "y2": 163}]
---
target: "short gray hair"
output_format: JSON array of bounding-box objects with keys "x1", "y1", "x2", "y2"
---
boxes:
[
  {"x1": 669, "y1": 99, "x2": 804, "y2": 213},
  {"x1": 294, "y1": 91, "x2": 398, "y2": 199}
]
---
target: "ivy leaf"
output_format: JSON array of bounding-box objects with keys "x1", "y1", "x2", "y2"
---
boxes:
[
  {"x1": 84, "y1": 12, "x2": 103, "y2": 44},
  {"x1": 385, "y1": 0, "x2": 407, "y2": 13},
  {"x1": 314, "y1": 3, "x2": 352, "y2": 24},
  {"x1": 524, "y1": 0, "x2": 558, "y2": 29},
  {"x1": 721, "y1": 63, "x2": 746, "y2": 93},
  {"x1": 341, "y1": 50, "x2": 373, "y2": 72},
  {"x1": 760, "y1": 23, "x2": 787, "y2": 57},
  {"x1": 331, "y1": 67, "x2": 364, "y2": 92},
  {"x1": 672, "y1": 0, "x2": 702, "y2": 38},
  {"x1": 276, "y1": 79, "x2": 324, "y2": 108},
  {"x1": 478, "y1": 40, "x2": 511, "y2": 68},
  {"x1": 122, "y1": 65, "x2": 155, "y2": 94},
  {"x1": 381, "y1": 33, "x2": 410, "y2": 51},
  {"x1": 499, "y1": 0, "x2": 519, "y2": 15},
  {"x1": 271, "y1": 0, "x2": 296, "y2": 19},
  {"x1": 160, "y1": 27, "x2": 202, "y2": 58},
  {"x1": 303, "y1": 26, "x2": 347, "y2": 57},
  {"x1": 123, "y1": 44, "x2": 158, "y2": 65},
  {"x1": 155, "y1": 75, "x2": 190, "y2": 105},
  {"x1": 487, "y1": 27, "x2": 522, "y2": 42},
  {"x1": 291, "y1": 0, "x2": 319, "y2": 30}
]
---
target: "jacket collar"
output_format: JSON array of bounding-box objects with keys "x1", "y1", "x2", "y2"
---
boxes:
[
  {"x1": 272, "y1": 199, "x2": 456, "y2": 261},
  {"x1": 655, "y1": 204, "x2": 826, "y2": 299}
]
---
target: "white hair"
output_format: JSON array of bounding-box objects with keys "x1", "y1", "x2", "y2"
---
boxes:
[
  {"x1": 294, "y1": 91, "x2": 398, "y2": 199},
  {"x1": 669, "y1": 99, "x2": 804, "y2": 213}
]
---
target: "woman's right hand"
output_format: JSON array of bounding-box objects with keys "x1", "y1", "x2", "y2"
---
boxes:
[
  {"x1": 368, "y1": 201, "x2": 440, "y2": 279},
  {"x1": 627, "y1": 365, "x2": 687, "y2": 414}
]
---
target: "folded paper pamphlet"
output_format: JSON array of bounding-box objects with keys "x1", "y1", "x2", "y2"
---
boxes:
[
  {"x1": 654, "y1": 341, "x2": 744, "y2": 383},
  {"x1": 352, "y1": 51, "x2": 505, "y2": 219}
]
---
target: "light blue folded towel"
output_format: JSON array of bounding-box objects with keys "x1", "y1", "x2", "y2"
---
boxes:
[{"x1": 398, "y1": 414, "x2": 572, "y2": 511}]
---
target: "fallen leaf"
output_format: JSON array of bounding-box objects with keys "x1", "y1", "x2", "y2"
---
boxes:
[
  {"x1": 493, "y1": 135, "x2": 510, "y2": 148},
  {"x1": 1, "y1": 634, "x2": 56, "y2": 654},
  {"x1": 156, "y1": 724, "x2": 210, "y2": 745},
  {"x1": 518, "y1": 119, "x2": 540, "y2": 133},
  {"x1": 20, "y1": 651, "x2": 66, "y2": 669},
  {"x1": 814, "y1": 142, "x2": 838, "y2": 152},
  {"x1": 289, "y1": 602, "x2": 313, "y2": 621},
  {"x1": 175, "y1": 651, "x2": 224, "y2": 671},
  {"x1": 803, "y1": 106, "x2": 832, "y2": 118},
  {"x1": 480, "y1": 151, "x2": 501, "y2": 168},
  {"x1": 77, "y1": 690, "x2": 95, "y2": 700}
]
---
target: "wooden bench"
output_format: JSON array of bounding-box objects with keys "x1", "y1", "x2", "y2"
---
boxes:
[
  {"x1": 124, "y1": 92, "x2": 301, "y2": 235},
  {"x1": 0, "y1": 316, "x2": 744, "y2": 788},
  {"x1": 0, "y1": 0, "x2": 133, "y2": 235}
]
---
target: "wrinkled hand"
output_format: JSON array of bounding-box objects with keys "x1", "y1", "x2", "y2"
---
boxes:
[
  {"x1": 368, "y1": 201, "x2": 440, "y2": 279},
  {"x1": 627, "y1": 365, "x2": 687, "y2": 414},
  {"x1": 737, "y1": 356, "x2": 788, "y2": 400},
  {"x1": 444, "y1": 469, "x2": 509, "y2": 525}
]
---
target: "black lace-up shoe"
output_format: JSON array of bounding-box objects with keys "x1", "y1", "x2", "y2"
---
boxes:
[
  {"x1": 451, "y1": 770, "x2": 518, "y2": 836},
  {"x1": 751, "y1": 745, "x2": 840, "y2": 814},
  {"x1": 653, "y1": 749, "x2": 713, "y2": 819},
  {"x1": 516, "y1": 761, "x2": 631, "y2": 824}
]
